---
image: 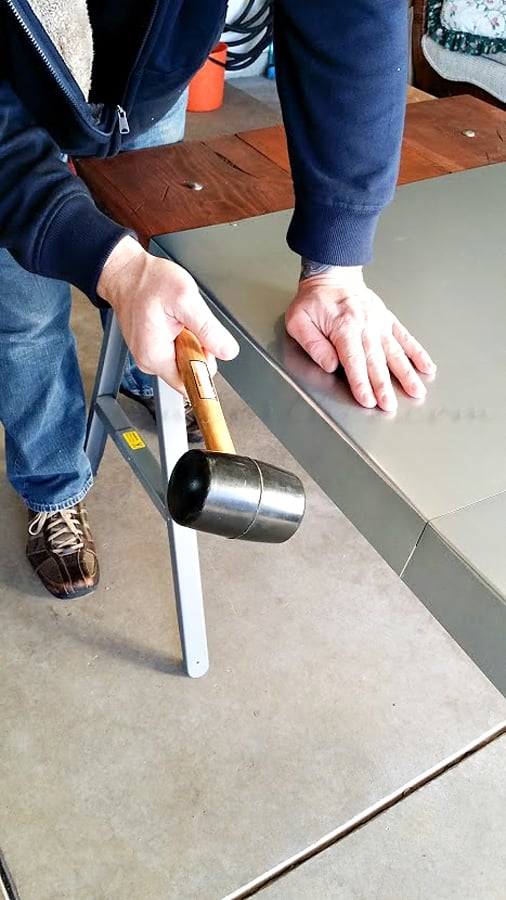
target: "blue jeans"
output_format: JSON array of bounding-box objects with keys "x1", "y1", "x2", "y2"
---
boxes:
[{"x1": 0, "y1": 91, "x2": 187, "y2": 511}]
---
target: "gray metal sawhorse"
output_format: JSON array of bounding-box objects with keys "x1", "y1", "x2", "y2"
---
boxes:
[{"x1": 85, "y1": 309, "x2": 209, "y2": 678}]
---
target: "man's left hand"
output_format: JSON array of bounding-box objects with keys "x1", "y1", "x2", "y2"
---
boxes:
[{"x1": 285, "y1": 265, "x2": 436, "y2": 412}]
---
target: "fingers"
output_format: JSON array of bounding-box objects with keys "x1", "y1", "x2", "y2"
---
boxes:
[
  {"x1": 102, "y1": 249, "x2": 239, "y2": 386},
  {"x1": 337, "y1": 328, "x2": 378, "y2": 408},
  {"x1": 285, "y1": 308, "x2": 339, "y2": 373},
  {"x1": 382, "y1": 333, "x2": 427, "y2": 402},
  {"x1": 184, "y1": 313, "x2": 239, "y2": 363},
  {"x1": 203, "y1": 350, "x2": 218, "y2": 377},
  {"x1": 164, "y1": 275, "x2": 239, "y2": 362},
  {"x1": 142, "y1": 315, "x2": 229, "y2": 396},
  {"x1": 153, "y1": 355, "x2": 186, "y2": 397},
  {"x1": 392, "y1": 319, "x2": 437, "y2": 375},
  {"x1": 288, "y1": 280, "x2": 437, "y2": 412},
  {"x1": 135, "y1": 342, "x2": 218, "y2": 396},
  {"x1": 344, "y1": 327, "x2": 430, "y2": 412},
  {"x1": 361, "y1": 327, "x2": 398, "y2": 411}
]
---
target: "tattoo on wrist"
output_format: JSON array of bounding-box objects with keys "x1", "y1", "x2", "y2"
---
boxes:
[{"x1": 300, "y1": 258, "x2": 338, "y2": 282}]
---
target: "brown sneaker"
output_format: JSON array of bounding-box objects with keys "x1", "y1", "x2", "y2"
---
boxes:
[{"x1": 26, "y1": 503, "x2": 99, "y2": 599}]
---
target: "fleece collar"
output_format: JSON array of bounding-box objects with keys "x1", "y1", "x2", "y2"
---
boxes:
[{"x1": 28, "y1": 0, "x2": 93, "y2": 98}]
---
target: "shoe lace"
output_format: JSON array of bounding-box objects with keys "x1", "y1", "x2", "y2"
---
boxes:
[{"x1": 28, "y1": 508, "x2": 85, "y2": 554}]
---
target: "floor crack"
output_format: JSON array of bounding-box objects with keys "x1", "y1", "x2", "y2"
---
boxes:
[
  {"x1": 0, "y1": 848, "x2": 20, "y2": 900},
  {"x1": 222, "y1": 720, "x2": 506, "y2": 899}
]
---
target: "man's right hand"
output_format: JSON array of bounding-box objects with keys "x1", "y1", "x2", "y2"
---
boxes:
[{"x1": 97, "y1": 236, "x2": 239, "y2": 393}]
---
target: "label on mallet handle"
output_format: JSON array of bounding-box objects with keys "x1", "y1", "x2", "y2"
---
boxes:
[
  {"x1": 190, "y1": 359, "x2": 218, "y2": 401},
  {"x1": 175, "y1": 328, "x2": 235, "y2": 453}
]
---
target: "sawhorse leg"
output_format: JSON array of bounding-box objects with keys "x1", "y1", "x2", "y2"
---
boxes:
[{"x1": 85, "y1": 310, "x2": 209, "y2": 677}]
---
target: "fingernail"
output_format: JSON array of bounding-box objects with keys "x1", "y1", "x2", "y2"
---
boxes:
[
  {"x1": 380, "y1": 393, "x2": 397, "y2": 411},
  {"x1": 318, "y1": 354, "x2": 339, "y2": 373},
  {"x1": 222, "y1": 338, "x2": 240, "y2": 358},
  {"x1": 360, "y1": 391, "x2": 376, "y2": 407}
]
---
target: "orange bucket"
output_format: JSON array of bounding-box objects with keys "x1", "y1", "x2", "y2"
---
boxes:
[{"x1": 187, "y1": 42, "x2": 227, "y2": 112}]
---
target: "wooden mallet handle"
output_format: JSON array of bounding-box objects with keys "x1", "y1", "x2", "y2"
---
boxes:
[{"x1": 175, "y1": 328, "x2": 236, "y2": 454}]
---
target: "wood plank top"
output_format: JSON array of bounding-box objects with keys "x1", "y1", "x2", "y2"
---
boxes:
[
  {"x1": 78, "y1": 133, "x2": 294, "y2": 247},
  {"x1": 406, "y1": 85, "x2": 435, "y2": 103},
  {"x1": 76, "y1": 94, "x2": 506, "y2": 247},
  {"x1": 399, "y1": 94, "x2": 506, "y2": 182}
]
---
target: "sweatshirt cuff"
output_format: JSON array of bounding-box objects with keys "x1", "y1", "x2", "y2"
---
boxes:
[
  {"x1": 38, "y1": 193, "x2": 137, "y2": 307},
  {"x1": 286, "y1": 198, "x2": 381, "y2": 267}
]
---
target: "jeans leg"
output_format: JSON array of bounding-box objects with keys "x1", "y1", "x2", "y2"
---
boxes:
[
  {"x1": 109, "y1": 89, "x2": 189, "y2": 398},
  {"x1": 122, "y1": 88, "x2": 188, "y2": 152},
  {"x1": 0, "y1": 249, "x2": 93, "y2": 511},
  {"x1": 99, "y1": 308, "x2": 154, "y2": 397}
]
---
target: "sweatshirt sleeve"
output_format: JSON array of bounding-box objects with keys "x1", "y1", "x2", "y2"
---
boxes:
[
  {"x1": 0, "y1": 78, "x2": 133, "y2": 304},
  {"x1": 273, "y1": 0, "x2": 408, "y2": 266}
]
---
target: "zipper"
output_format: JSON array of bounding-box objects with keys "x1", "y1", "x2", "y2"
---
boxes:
[
  {"x1": 116, "y1": 106, "x2": 130, "y2": 135},
  {"x1": 5, "y1": 0, "x2": 81, "y2": 108},
  {"x1": 5, "y1": 0, "x2": 126, "y2": 137}
]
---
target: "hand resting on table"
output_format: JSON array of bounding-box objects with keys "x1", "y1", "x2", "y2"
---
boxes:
[{"x1": 285, "y1": 263, "x2": 437, "y2": 412}]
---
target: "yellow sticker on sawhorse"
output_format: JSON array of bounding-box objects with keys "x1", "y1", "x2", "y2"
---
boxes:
[{"x1": 122, "y1": 429, "x2": 146, "y2": 450}]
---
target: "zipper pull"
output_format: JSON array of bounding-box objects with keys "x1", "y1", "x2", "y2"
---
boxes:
[{"x1": 116, "y1": 105, "x2": 130, "y2": 135}]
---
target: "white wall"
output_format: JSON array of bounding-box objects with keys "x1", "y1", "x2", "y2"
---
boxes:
[{"x1": 226, "y1": 0, "x2": 259, "y2": 18}]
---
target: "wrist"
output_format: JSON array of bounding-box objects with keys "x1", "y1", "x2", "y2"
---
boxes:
[
  {"x1": 300, "y1": 258, "x2": 363, "y2": 284},
  {"x1": 97, "y1": 235, "x2": 144, "y2": 306}
]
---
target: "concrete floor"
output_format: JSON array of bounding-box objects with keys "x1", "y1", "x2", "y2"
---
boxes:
[{"x1": 1, "y1": 78, "x2": 506, "y2": 900}]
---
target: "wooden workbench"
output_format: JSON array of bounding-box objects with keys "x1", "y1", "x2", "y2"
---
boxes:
[{"x1": 77, "y1": 94, "x2": 506, "y2": 246}]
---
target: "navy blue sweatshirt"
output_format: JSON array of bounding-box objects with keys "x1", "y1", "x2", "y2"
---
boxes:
[{"x1": 0, "y1": 0, "x2": 408, "y2": 304}]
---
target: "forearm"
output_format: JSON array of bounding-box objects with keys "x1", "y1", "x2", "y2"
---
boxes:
[
  {"x1": 0, "y1": 78, "x2": 131, "y2": 303},
  {"x1": 273, "y1": 0, "x2": 408, "y2": 266}
]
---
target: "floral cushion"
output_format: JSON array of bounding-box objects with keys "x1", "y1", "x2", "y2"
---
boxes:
[{"x1": 427, "y1": 0, "x2": 506, "y2": 54}]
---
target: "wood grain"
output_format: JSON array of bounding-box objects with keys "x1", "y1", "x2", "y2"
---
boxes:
[
  {"x1": 237, "y1": 125, "x2": 290, "y2": 172},
  {"x1": 76, "y1": 94, "x2": 506, "y2": 246},
  {"x1": 398, "y1": 145, "x2": 449, "y2": 184},
  {"x1": 406, "y1": 85, "x2": 435, "y2": 103},
  {"x1": 78, "y1": 136, "x2": 293, "y2": 247},
  {"x1": 403, "y1": 94, "x2": 506, "y2": 173}
]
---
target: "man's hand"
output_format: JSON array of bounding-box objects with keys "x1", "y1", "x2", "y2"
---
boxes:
[
  {"x1": 285, "y1": 263, "x2": 436, "y2": 412},
  {"x1": 97, "y1": 236, "x2": 239, "y2": 393}
]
